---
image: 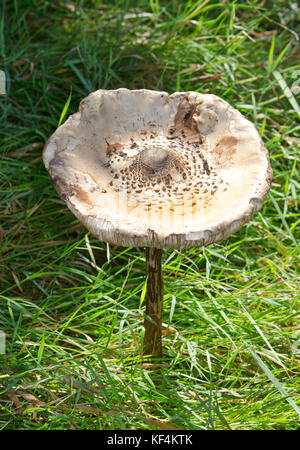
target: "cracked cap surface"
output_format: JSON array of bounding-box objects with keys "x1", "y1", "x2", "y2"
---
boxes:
[{"x1": 43, "y1": 88, "x2": 272, "y2": 249}]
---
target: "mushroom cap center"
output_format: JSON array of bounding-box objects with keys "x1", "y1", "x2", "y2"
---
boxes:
[{"x1": 140, "y1": 147, "x2": 169, "y2": 171}]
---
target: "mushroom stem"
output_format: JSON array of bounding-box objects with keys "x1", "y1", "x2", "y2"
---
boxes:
[{"x1": 143, "y1": 247, "x2": 163, "y2": 360}]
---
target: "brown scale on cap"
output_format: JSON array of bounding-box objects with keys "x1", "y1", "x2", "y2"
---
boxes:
[
  {"x1": 105, "y1": 133, "x2": 223, "y2": 211},
  {"x1": 213, "y1": 135, "x2": 238, "y2": 168},
  {"x1": 104, "y1": 96, "x2": 226, "y2": 213}
]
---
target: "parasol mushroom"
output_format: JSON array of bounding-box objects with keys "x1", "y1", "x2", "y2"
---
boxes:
[{"x1": 43, "y1": 88, "x2": 272, "y2": 361}]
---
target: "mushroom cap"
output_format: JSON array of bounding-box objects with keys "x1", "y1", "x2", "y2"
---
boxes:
[{"x1": 43, "y1": 89, "x2": 272, "y2": 249}]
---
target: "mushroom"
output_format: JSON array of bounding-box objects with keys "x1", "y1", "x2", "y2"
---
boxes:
[{"x1": 43, "y1": 89, "x2": 272, "y2": 361}]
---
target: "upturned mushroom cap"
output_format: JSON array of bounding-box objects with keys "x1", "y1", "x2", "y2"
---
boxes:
[{"x1": 43, "y1": 89, "x2": 272, "y2": 249}]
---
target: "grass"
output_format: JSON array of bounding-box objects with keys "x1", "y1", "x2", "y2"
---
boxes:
[{"x1": 0, "y1": 0, "x2": 299, "y2": 430}]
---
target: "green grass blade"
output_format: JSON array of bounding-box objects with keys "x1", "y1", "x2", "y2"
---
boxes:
[
  {"x1": 57, "y1": 88, "x2": 72, "y2": 127},
  {"x1": 267, "y1": 34, "x2": 276, "y2": 74},
  {"x1": 248, "y1": 346, "x2": 300, "y2": 417},
  {"x1": 273, "y1": 70, "x2": 300, "y2": 117}
]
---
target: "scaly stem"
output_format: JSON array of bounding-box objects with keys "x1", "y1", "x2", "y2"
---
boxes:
[{"x1": 143, "y1": 247, "x2": 163, "y2": 360}]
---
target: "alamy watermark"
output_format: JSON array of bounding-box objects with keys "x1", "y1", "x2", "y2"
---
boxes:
[
  {"x1": 86, "y1": 187, "x2": 209, "y2": 241},
  {"x1": 291, "y1": 334, "x2": 300, "y2": 356},
  {"x1": 0, "y1": 70, "x2": 5, "y2": 96},
  {"x1": 0, "y1": 331, "x2": 5, "y2": 354}
]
